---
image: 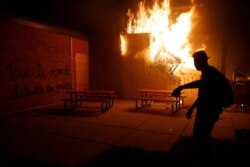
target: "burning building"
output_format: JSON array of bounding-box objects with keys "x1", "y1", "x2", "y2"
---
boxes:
[
  {"x1": 1, "y1": 0, "x2": 249, "y2": 113},
  {"x1": 117, "y1": 0, "x2": 248, "y2": 106},
  {"x1": 119, "y1": 0, "x2": 201, "y2": 102}
]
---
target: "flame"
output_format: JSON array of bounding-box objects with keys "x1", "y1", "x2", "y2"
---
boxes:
[
  {"x1": 121, "y1": 0, "x2": 198, "y2": 73},
  {"x1": 120, "y1": 34, "x2": 127, "y2": 56}
]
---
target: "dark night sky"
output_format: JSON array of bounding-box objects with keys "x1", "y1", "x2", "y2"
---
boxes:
[
  {"x1": 1, "y1": 0, "x2": 249, "y2": 35},
  {"x1": 0, "y1": 0, "x2": 139, "y2": 33}
]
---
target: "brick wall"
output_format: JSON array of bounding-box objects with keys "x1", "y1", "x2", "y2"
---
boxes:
[{"x1": 0, "y1": 20, "x2": 88, "y2": 113}]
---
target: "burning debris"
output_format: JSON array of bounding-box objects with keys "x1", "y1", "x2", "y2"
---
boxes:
[
  {"x1": 150, "y1": 52, "x2": 182, "y2": 74},
  {"x1": 120, "y1": 0, "x2": 197, "y2": 75}
]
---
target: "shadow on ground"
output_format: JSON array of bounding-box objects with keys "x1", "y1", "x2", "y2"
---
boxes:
[
  {"x1": 1, "y1": 130, "x2": 249, "y2": 167},
  {"x1": 83, "y1": 133, "x2": 250, "y2": 167},
  {"x1": 23, "y1": 106, "x2": 105, "y2": 117}
]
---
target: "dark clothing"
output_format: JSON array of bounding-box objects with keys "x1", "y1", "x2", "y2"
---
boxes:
[
  {"x1": 198, "y1": 65, "x2": 228, "y2": 109},
  {"x1": 172, "y1": 50, "x2": 233, "y2": 166},
  {"x1": 194, "y1": 104, "x2": 221, "y2": 150},
  {"x1": 183, "y1": 65, "x2": 224, "y2": 140},
  {"x1": 184, "y1": 65, "x2": 227, "y2": 108},
  {"x1": 178, "y1": 65, "x2": 226, "y2": 165}
]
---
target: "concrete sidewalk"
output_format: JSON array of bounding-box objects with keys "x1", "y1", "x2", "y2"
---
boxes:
[{"x1": 0, "y1": 99, "x2": 250, "y2": 167}]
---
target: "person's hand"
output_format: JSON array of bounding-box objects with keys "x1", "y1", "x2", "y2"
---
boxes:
[
  {"x1": 172, "y1": 87, "x2": 182, "y2": 97},
  {"x1": 186, "y1": 108, "x2": 193, "y2": 119}
]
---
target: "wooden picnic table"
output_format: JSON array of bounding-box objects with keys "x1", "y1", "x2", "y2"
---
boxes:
[
  {"x1": 134, "y1": 89, "x2": 185, "y2": 113},
  {"x1": 63, "y1": 90, "x2": 116, "y2": 112}
]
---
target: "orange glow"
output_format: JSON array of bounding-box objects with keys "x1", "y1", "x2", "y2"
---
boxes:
[
  {"x1": 120, "y1": 34, "x2": 127, "y2": 56},
  {"x1": 121, "y1": 0, "x2": 200, "y2": 74}
]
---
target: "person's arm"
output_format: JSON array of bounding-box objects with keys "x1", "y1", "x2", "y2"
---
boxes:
[
  {"x1": 186, "y1": 98, "x2": 198, "y2": 119},
  {"x1": 172, "y1": 80, "x2": 201, "y2": 97},
  {"x1": 178, "y1": 80, "x2": 201, "y2": 89}
]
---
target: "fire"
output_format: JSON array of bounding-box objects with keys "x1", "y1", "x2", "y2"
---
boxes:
[
  {"x1": 120, "y1": 34, "x2": 127, "y2": 56},
  {"x1": 121, "y1": 0, "x2": 197, "y2": 74}
]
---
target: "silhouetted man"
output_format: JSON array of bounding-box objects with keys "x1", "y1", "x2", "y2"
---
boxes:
[{"x1": 172, "y1": 50, "x2": 233, "y2": 166}]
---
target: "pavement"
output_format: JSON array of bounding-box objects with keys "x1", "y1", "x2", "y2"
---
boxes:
[{"x1": 0, "y1": 99, "x2": 250, "y2": 167}]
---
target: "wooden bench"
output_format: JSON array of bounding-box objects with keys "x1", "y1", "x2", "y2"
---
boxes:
[
  {"x1": 133, "y1": 96, "x2": 181, "y2": 113},
  {"x1": 63, "y1": 90, "x2": 116, "y2": 112},
  {"x1": 63, "y1": 96, "x2": 109, "y2": 112},
  {"x1": 110, "y1": 94, "x2": 117, "y2": 107},
  {"x1": 63, "y1": 97, "x2": 80, "y2": 111}
]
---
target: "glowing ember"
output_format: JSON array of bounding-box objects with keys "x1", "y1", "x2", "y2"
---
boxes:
[{"x1": 121, "y1": 0, "x2": 196, "y2": 74}]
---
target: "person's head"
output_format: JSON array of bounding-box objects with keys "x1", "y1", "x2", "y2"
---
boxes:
[{"x1": 192, "y1": 50, "x2": 209, "y2": 71}]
